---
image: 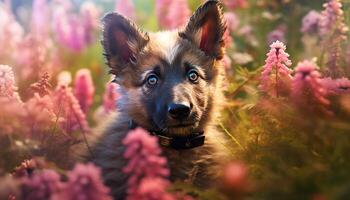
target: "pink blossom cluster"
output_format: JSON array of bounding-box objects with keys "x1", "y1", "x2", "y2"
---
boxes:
[
  {"x1": 0, "y1": 65, "x2": 21, "y2": 101},
  {"x1": 320, "y1": 77, "x2": 350, "y2": 95},
  {"x1": 259, "y1": 40, "x2": 350, "y2": 116},
  {"x1": 103, "y1": 82, "x2": 119, "y2": 113},
  {"x1": 291, "y1": 60, "x2": 332, "y2": 116},
  {"x1": 0, "y1": 65, "x2": 99, "y2": 139},
  {"x1": 319, "y1": 0, "x2": 348, "y2": 77},
  {"x1": 224, "y1": 12, "x2": 240, "y2": 48},
  {"x1": 52, "y1": 1, "x2": 99, "y2": 52},
  {"x1": 222, "y1": 0, "x2": 248, "y2": 10},
  {"x1": 319, "y1": 0, "x2": 348, "y2": 37},
  {"x1": 0, "y1": 6, "x2": 23, "y2": 60},
  {"x1": 115, "y1": 0, "x2": 136, "y2": 21},
  {"x1": 122, "y1": 128, "x2": 173, "y2": 200},
  {"x1": 54, "y1": 82, "x2": 90, "y2": 134},
  {"x1": 259, "y1": 41, "x2": 293, "y2": 97},
  {"x1": 156, "y1": 0, "x2": 190, "y2": 29},
  {"x1": 74, "y1": 69, "x2": 95, "y2": 114},
  {"x1": 21, "y1": 163, "x2": 112, "y2": 200}
]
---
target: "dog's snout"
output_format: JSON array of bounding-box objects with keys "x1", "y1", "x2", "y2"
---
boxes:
[{"x1": 168, "y1": 102, "x2": 191, "y2": 120}]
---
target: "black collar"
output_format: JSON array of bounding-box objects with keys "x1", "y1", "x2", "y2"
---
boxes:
[{"x1": 128, "y1": 120, "x2": 205, "y2": 150}]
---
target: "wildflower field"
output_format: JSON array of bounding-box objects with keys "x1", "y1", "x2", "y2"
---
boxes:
[{"x1": 1, "y1": 0, "x2": 350, "y2": 199}]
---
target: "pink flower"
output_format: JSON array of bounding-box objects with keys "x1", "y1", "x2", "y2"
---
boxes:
[
  {"x1": 223, "y1": 0, "x2": 248, "y2": 10},
  {"x1": 0, "y1": 6, "x2": 23, "y2": 59},
  {"x1": 0, "y1": 97, "x2": 24, "y2": 134},
  {"x1": 319, "y1": 0, "x2": 348, "y2": 77},
  {"x1": 224, "y1": 12, "x2": 239, "y2": 47},
  {"x1": 0, "y1": 65, "x2": 21, "y2": 101},
  {"x1": 66, "y1": 16, "x2": 86, "y2": 52},
  {"x1": 74, "y1": 69, "x2": 95, "y2": 114},
  {"x1": 259, "y1": 41, "x2": 293, "y2": 97},
  {"x1": 224, "y1": 12, "x2": 240, "y2": 32},
  {"x1": 30, "y1": 72, "x2": 52, "y2": 97},
  {"x1": 52, "y1": 2, "x2": 96, "y2": 53},
  {"x1": 23, "y1": 93, "x2": 56, "y2": 137},
  {"x1": 15, "y1": 35, "x2": 51, "y2": 81},
  {"x1": 31, "y1": 0, "x2": 50, "y2": 39},
  {"x1": 21, "y1": 169, "x2": 62, "y2": 200},
  {"x1": 319, "y1": 0, "x2": 347, "y2": 37},
  {"x1": 122, "y1": 128, "x2": 170, "y2": 198},
  {"x1": 103, "y1": 82, "x2": 119, "y2": 113},
  {"x1": 115, "y1": 0, "x2": 136, "y2": 20},
  {"x1": 300, "y1": 10, "x2": 322, "y2": 34},
  {"x1": 156, "y1": 0, "x2": 190, "y2": 29},
  {"x1": 238, "y1": 25, "x2": 258, "y2": 47},
  {"x1": 291, "y1": 60, "x2": 332, "y2": 116},
  {"x1": 320, "y1": 77, "x2": 350, "y2": 95},
  {"x1": 80, "y1": 2, "x2": 99, "y2": 45},
  {"x1": 130, "y1": 177, "x2": 174, "y2": 200},
  {"x1": 222, "y1": 162, "x2": 248, "y2": 193},
  {"x1": 54, "y1": 163, "x2": 112, "y2": 200},
  {"x1": 54, "y1": 83, "x2": 90, "y2": 134}
]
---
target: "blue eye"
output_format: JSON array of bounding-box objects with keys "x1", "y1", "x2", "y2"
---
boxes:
[
  {"x1": 187, "y1": 70, "x2": 199, "y2": 82},
  {"x1": 147, "y1": 74, "x2": 158, "y2": 86}
]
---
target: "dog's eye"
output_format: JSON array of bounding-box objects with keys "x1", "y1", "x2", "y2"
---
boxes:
[
  {"x1": 187, "y1": 70, "x2": 199, "y2": 82},
  {"x1": 146, "y1": 74, "x2": 158, "y2": 86}
]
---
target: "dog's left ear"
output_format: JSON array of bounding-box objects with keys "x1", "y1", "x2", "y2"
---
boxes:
[
  {"x1": 179, "y1": 0, "x2": 226, "y2": 60},
  {"x1": 102, "y1": 12, "x2": 149, "y2": 75}
]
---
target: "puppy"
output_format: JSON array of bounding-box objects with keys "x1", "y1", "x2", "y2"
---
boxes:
[{"x1": 89, "y1": 1, "x2": 230, "y2": 198}]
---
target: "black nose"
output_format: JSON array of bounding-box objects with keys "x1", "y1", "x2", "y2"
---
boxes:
[{"x1": 168, "y1": 103, "x2": 191, "y2": 120}]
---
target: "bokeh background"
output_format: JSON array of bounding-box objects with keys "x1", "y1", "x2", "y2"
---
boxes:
[{"x1": 1, "y1": 0, "x2": 350, "y2": 199}]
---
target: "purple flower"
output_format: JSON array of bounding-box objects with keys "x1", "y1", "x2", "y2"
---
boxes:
[
  {"x1": 319, "y1": 0, "x2": 347, "y2": 37},
  {"x1": 291, "y1": 60, "x2": 332, "y2": 116},
  {"x1": 21, "y1": 170, "x2": 62, "y2": 200},
  {"x1": 54, "y1": 163, "x2": 112, "y2": 200},
  {"x1": 259, "y1": 41, "x2": 293, "y2": 97},
  {"x1": 74, "y1": 69, "x2": 95, "y2": 114},
  {"x1": 300, "y1": 10, "x2": 322, "y2": 34},
  {"x1": 267, "y1": 25, "x2": 286, "y2": 45}
]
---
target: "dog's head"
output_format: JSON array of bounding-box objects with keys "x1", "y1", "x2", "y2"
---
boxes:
[{"x1": 102, "y1": 0, "x2": 226, "y2": 136}]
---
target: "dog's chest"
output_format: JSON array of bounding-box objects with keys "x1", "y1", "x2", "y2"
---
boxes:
[{"x1": 162, "y1": 143, "x2": 219, "y2": 187}]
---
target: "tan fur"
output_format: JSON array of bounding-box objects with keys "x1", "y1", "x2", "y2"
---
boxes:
[{"x1": 88, "y1": 1, "x2": 230, "y2": 199}]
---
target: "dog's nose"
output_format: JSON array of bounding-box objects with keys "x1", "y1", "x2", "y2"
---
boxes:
[{"x1": 168, "y1": 103, "x2": 191, "y2": 120}]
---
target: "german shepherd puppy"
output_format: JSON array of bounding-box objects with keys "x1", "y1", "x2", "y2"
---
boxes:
[{"x1": 90, "y1": 0, "x2": 229, "y2": 198}]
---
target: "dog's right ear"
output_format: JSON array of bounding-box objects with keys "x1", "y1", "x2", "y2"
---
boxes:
[{"x1": 102, "y1": 13, "x2": 149, "y2": 75}]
